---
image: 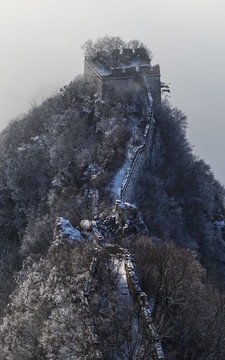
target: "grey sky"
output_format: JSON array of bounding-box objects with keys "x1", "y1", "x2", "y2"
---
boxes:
[{"x1": 1, "y1": 0, "x2": 225, "y2": 183}]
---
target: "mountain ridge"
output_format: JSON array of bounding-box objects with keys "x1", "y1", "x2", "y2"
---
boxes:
[{"x1": 0, "y1": 36, "x2": 225, "y2": 359}]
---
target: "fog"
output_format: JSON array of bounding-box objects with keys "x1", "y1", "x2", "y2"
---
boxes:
[{"x1": 1, "y1": 0, "x2": 225, "y2": 183}]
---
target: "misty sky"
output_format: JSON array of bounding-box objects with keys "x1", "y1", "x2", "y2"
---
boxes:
[{"x1": 1, "y1": 0, "x2": 225, "y2": 184}]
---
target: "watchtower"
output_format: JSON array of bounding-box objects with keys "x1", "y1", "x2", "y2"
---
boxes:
[{"x1": 84, "y1": 48, "x2": 161, "y2": 107}]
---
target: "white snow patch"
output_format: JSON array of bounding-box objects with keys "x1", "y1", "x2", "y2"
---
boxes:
[
  {"x1": 83, "y1": 106, "x2": 92, "y2": 114},
  {"x1": 31, "y1": 136, "x2": 39, "y2": 142},
  {"x1": 115, "y1": 258, "x2": 131, "y2": 305},
  {"x1": 17, "y1": 144, "x2": 28, "y2": 152},
  {"x1": 95, "y1": 98, "x2": 105, "y2": 105},
  {"x1": 155, "y1": 343, "x2": 165, "y2": 359},
  {"x1": 130, "y1": 61, "x2": 150, "y2": 67},
  {"x1": 95, "y1": 65, "x2": 111, "y2": 76},
  {"x1": 80, "y1": 219, "x2": 93, "y2": 231},
  {"x1": 112, "y1": 158, "x2": 129, "y2": 199},
  {"x1": 214, "y1": 221, "x2": 225, "y2": 230},
  {"x1": 58, "y1": 217, "x2": 84, "y2": 242},
  {"x1": 52, "y1": 176, "x2": 62, "y2": 187}
]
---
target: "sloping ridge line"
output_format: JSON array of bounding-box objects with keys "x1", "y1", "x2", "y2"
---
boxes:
[{"x1": 118, "y1": 85, "x2": 154, "y2": 203}]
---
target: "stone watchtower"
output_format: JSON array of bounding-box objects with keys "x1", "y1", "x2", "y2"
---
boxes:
[{"x1": 84, "y1": 47, "x2": 161, "y2": 107}]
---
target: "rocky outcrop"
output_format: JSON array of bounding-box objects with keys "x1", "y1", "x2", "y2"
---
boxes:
[
  {"x1": 114, "y1": 201, "x2": 149, "y2": 235},
  {"x1": 54, "y1": 217, "x2": 84, "y2": 244}
]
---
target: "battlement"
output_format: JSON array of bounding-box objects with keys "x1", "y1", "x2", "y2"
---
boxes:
[
  {"x1": 109, "y1": 65, "x2": 147, "y2": 78},
  {"x1": 84, "y1": 48, "x2": 161, "y2": 106},
  {"x1": 102, "y1": 64, "x2": 160, "y2": 79},
  {"x1": 149, "y1": 64, "x2": 160, "y2": 74}
]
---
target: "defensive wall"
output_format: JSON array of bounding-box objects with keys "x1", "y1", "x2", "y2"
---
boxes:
[
  {"x1": 53, "y1": 50, "x2": 164, "y2": 357},
  {"x1": 80, "y1": 66, "x2": 163, "y2": 356},
  {"x1": 117, "y1": 77, "x2": 155, "y2": 205},
  {"x1": 125, "y1": 253, "x2": 164, "y2": 359},
  {"x1": 84, "y1": 53, "x2": 157, "y2": 205},
  {"x1": 84, "y1": 56, "x2": 161, "y2": 107},
  {"x1": 83, "y1": 233, "x2": 164, "y2": 360}
]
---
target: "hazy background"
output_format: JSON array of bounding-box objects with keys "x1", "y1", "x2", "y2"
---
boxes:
[{"x1": 0, "y1": 0, "x2": 225, "y2": 183}]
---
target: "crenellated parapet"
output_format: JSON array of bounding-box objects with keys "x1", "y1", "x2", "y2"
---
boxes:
[
  {"x1": 100, "y1": 64, "x2": 160, "y2": 78},
  {"x1": 84, "y1": 48, "x2": 161, "y2": 106},
  {"x1": 104, "y1": 64, "x2": 158, "y2": 78}
]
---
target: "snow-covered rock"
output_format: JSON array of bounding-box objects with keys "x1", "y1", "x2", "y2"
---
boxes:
[
  {"x1": 214, "y1": 220, "x2": 225, "y2": 230},
  {"x1": 57, "y1": 217, "x2": 84, "y2": 242}
]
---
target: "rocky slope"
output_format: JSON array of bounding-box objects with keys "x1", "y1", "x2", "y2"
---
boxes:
[{"x1": 0, "y1": 37, "x2": 225, "y2": 359}]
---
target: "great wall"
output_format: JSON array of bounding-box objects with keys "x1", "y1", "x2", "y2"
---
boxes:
[
  {"x1": 117, "y1": 75, "x2": 155, "y2": 205},
  {"x1": 84, "y1": 47, "x2": 161, "y2": 109},
  {"x1": 82, "y1": 48, "x2": 164, "y2": 359},
  {"x1": 55, "y1": 48, "x2": 164, "y2": 359},
  {"x1": 56, "y1": 217, "x2": 164, "y2": 359}
]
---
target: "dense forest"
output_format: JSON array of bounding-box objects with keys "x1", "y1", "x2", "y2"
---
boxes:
[{"x1": 0, "y1": 36, "x2": 225, "y2": 359}]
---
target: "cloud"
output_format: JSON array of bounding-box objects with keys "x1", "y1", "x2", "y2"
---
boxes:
[{"x1": 0, "y1": 0, "x2": 225, "y2": 183}]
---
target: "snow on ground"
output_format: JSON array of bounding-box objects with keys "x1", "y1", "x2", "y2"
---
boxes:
[
  {"x1": 111, "y1": 97, "x2": 153, "y2": 202},
  {"x1": 115, "y1": 257, "x2": 131, "y2": 305},
  {"x1": 113, "y1": 256, "x2": 146, "y2": 358},
  {"x1": 94, "y1": 64, "x2": 111, "y2": 76},
  {"x1": 17, "y1": 144, "x2": 29, "y2": 151},
  {"x1": 111, "y1": 158, "x2": 129, "y2": 199},
  {"x1": 58, "y1": 217, "x2": 84, "y2": 242},
  {"x1": 52, "y1": 176, "x2": 62, "y2": 187}
]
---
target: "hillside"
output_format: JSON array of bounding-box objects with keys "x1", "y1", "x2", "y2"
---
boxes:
[{"x1": 0, "y1": 36, "x2": 225, "y2": 359}]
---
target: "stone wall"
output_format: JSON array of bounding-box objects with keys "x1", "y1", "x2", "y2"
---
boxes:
[
  {"x1": 145, "y1": 65, "x2": 161, "y2": 109},
  {"x1": 120, "y1": 117, "x2": 155, "y2": 204},
  {"x1": 117, "y1": 86, "x2": 155, "y2": 205},
  {"x1": 84, "y1": 59, "x2": 157, "y2": 209},
  {"x1": 84, "y1": 242, "x2": 164, "y2": 359},
  {"x1": 125, "y1": 255, "x2": 164, "y2": 360},
  {"x1": 84, "y1": 60, "x2": 161, "y2": 106},
  {"x1": 102, "y1": 76, "x2": 144, "y2": 98}
]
